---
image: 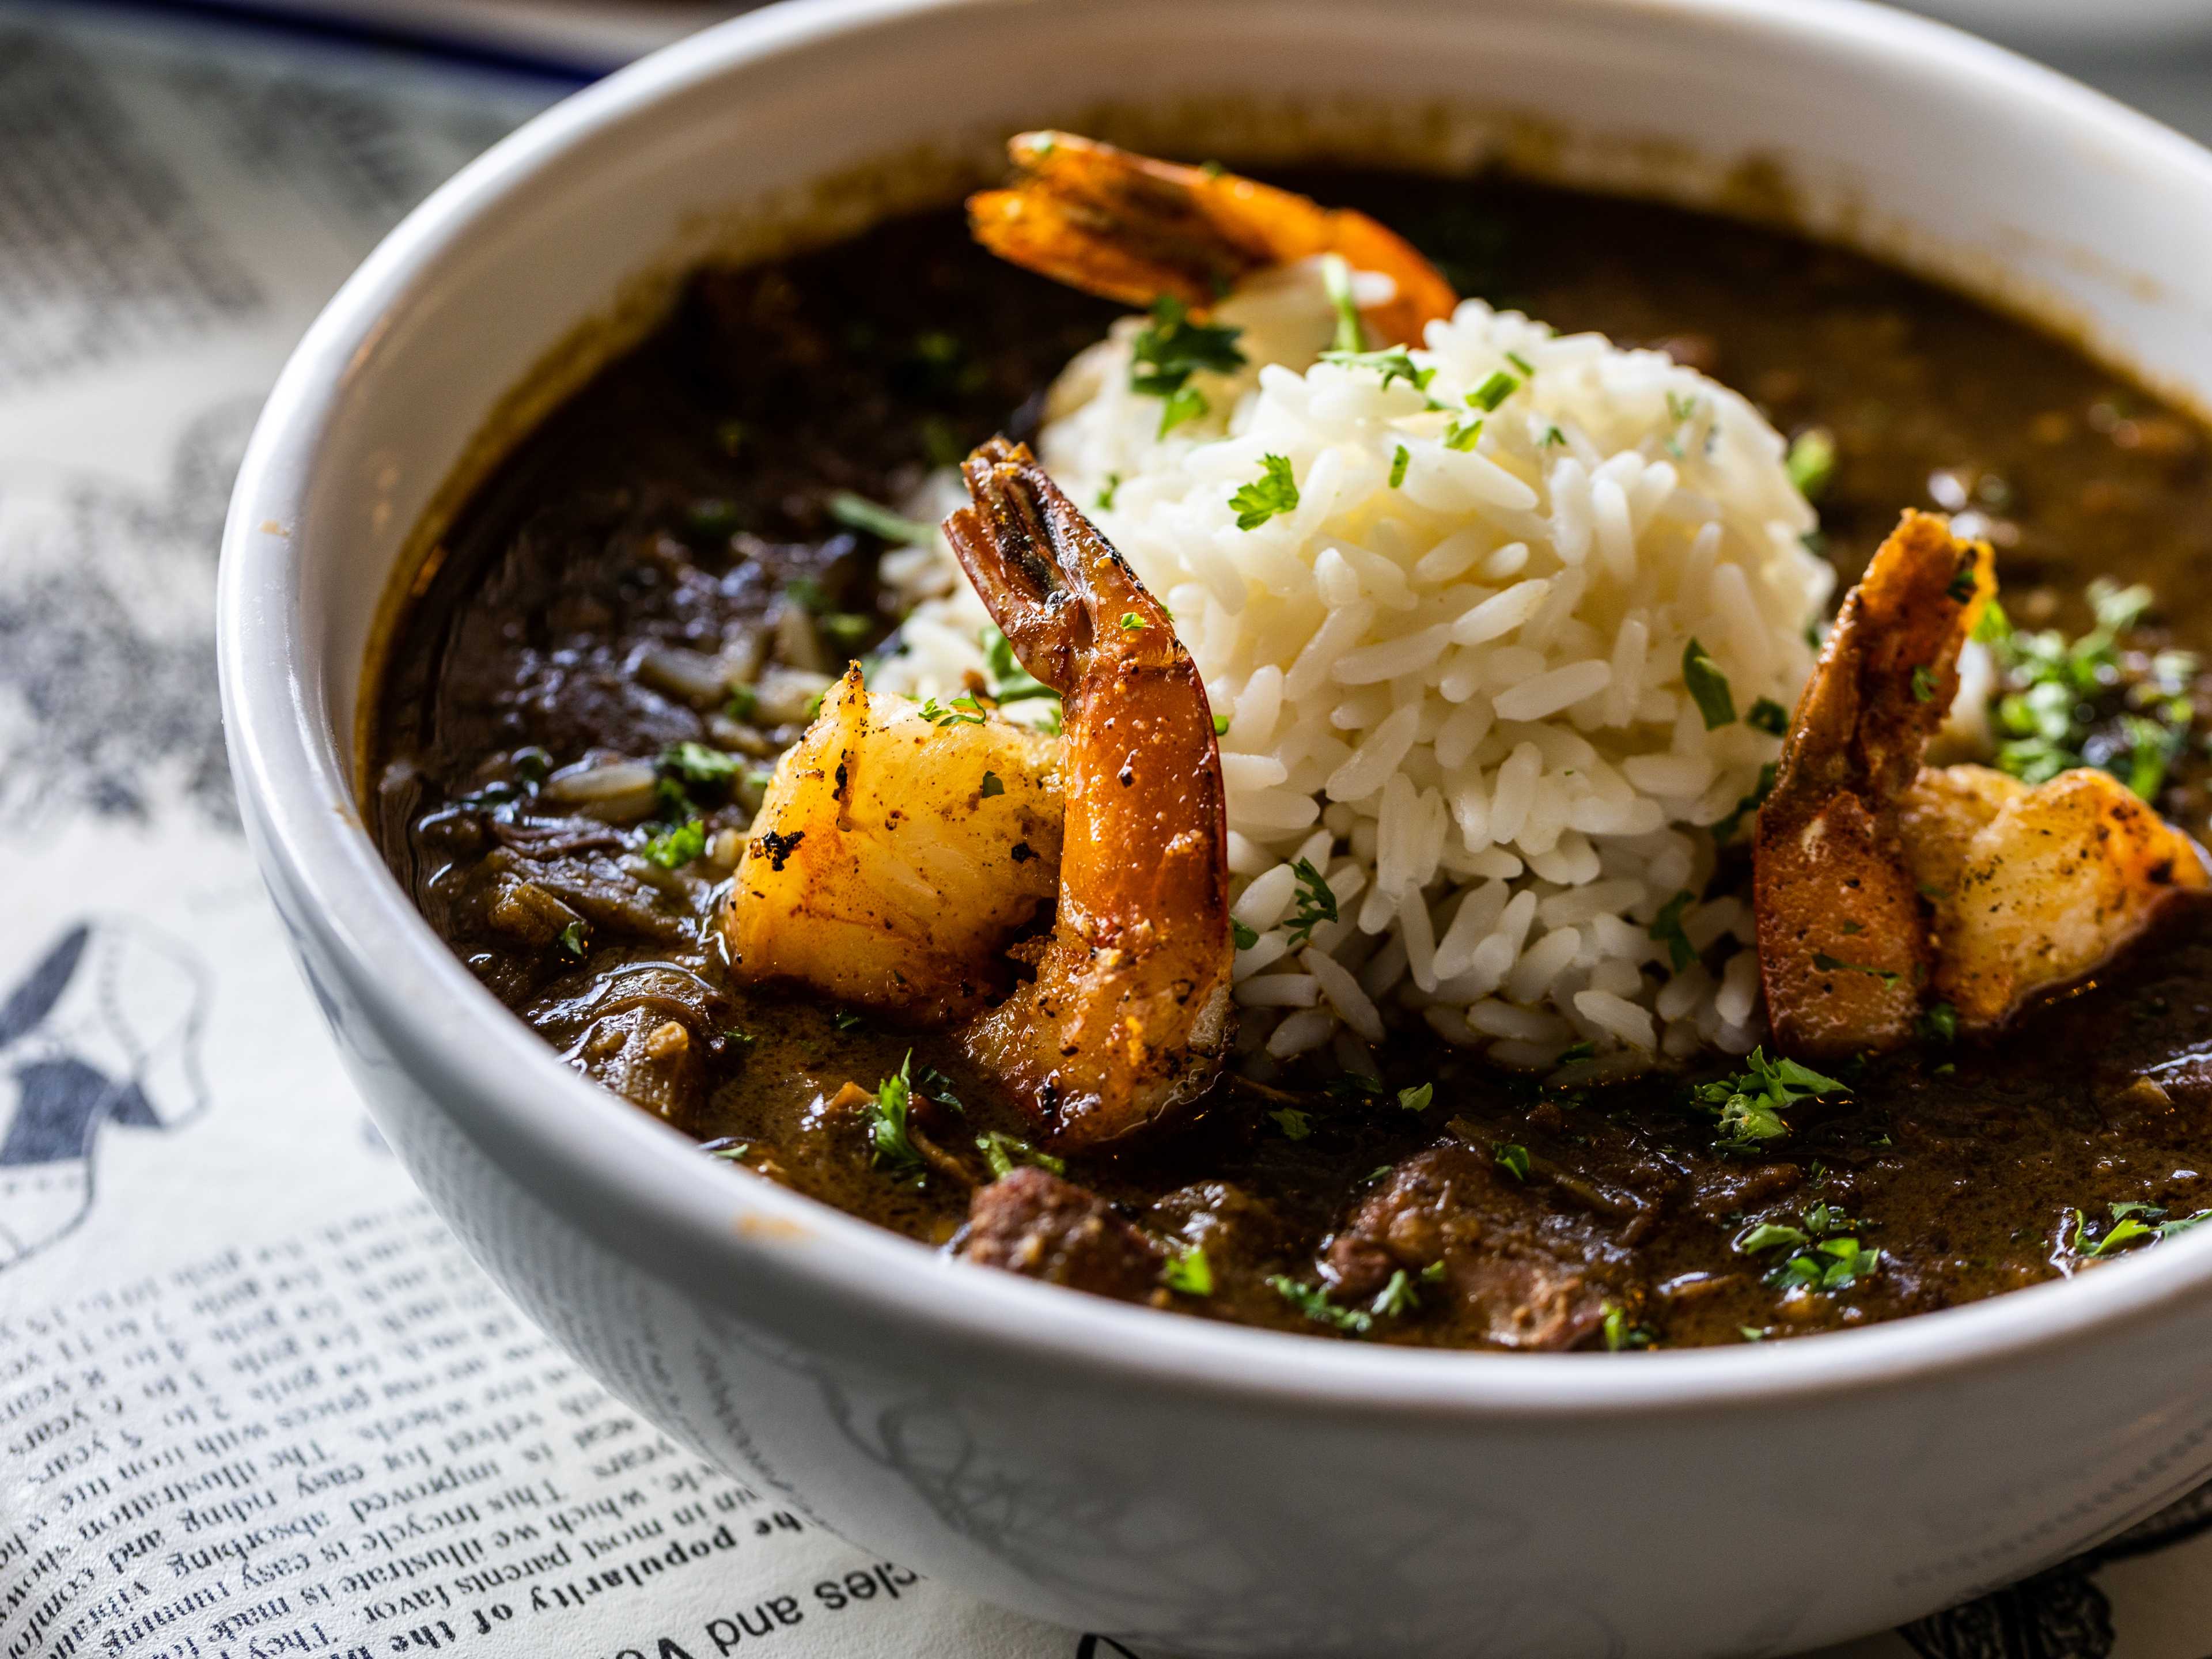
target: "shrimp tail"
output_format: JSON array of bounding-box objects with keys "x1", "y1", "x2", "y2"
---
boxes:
[
  {"x1": 1754, "y1": 510, "x2": 1994, "y2": 1057},
  {"x1": 968, "y1": 131, "x2": 1458, "y2": 348},
  {"x1": 944, "y1": 438, "x2": 1235, "y2": 1147}
]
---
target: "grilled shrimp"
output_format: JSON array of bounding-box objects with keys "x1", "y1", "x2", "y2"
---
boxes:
[
  {"x1": 1755, "y1": 510, "x2": 2207, "y2": 1056},
  {"x1": 944, "y1": 438, "x2": 1235, "y2": 1149},
  {"x1": 722, "y1": 669, "x2": 1065, "y2": 1024},
  {"x1": 969, "y1": 131, "x2": 1459, "y2": 348}
]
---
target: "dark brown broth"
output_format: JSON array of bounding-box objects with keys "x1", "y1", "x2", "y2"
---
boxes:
[{"x1": 371, "y1": 171, "x2": 2212, "y2": 1350}]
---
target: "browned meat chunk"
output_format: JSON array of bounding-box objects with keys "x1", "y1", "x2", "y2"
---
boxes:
[
  {"x1": 959, "y1": 1167, "x2": 1162, "y2": 1301},
  {"x1": 1323, "y1": 1146, "x2": 1622, "y2": 1351}
]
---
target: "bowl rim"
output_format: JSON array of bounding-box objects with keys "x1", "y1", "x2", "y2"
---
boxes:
[{"x1": 221, "y1": 0, "x2": 2212, "y2": 1420}]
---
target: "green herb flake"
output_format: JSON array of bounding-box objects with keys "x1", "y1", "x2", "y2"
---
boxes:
[
  {"x1": 1388, "y1": 444, "x2": 1410, "y2": 489},
  {"x1": 1647, "y1": 889, "x2": 1698, "y2": 973},
  {"x1": 1096, "y1": 472, "x2": 1122, "y2": 511},
  {"x1": 833, "y1": 1009, "x2": 866, "y2": 1032},
  {"x1": 726, "y1": 684, "x2": 759, "y2": 722},
  {"x1": 919, "y1": 694, "x2": 988, "y2": 728},
  {"x1": 1397, "y1": 1082, "x2": 1434, "y2": 1113},
  {"x1": 558, "y1": 921, "x2": 587, "y2": 958},
  {"x1": 1442, "y1": 415, "x2": 1483, "y2": 452},
  {"x1": 1162, "y1": 1247, "x2": 1214, "y2": 1297},
  {"x1": 1320, "y1": 347, "x2": 1437, "y2": 397},
  {"x1": 1269, "y1": 1107, "x2": 1313, "y2": 1141},
  {"x1": 1119, "y1": 612, "x2": 1148, "y2": 631},
  {"x1": 1601, "y1": 1304, "x2": 1652, "y2": 1351},
  {"x1": 914, "y1": 1064, "x2": 963, "y2": 1114},
  {"x1": 1919, "y1": 1002, "x2": 1959, "y2": 1044},
  {"x1": 827, "y1": 491, "x2": 935, "y2": 546},
  {"x1": 659, "y1": 739, "x2": 747, "y2": 793},
  {"x1": 865, "y1": 1053, "x2": 923, "y2": 1176},
  {"x1": 1712, "y1": 761, "x2": 1779, "y2": 844},
  {"x1": 1420, "y1": 1259, "x2": 1447, "y2": 1282},
  {"x1": 1157, "y1": 385, "x2": 1209, "y2": 438},
  {"x1": 1229, "y1": 454, "x2": 1301, "y2": 530},
  {"x1": 1505, "y1": 350, "x2": 1536, "y2": 377},
  {"x1": 1747, "y1": 697, "x2": 1790, "y2": 736},
  {"x1": 1785, "y1": 427, "x2": 1836, "y2": 501},
  {"x1": 1737, "y1": 1222, "x2": 1809, "y2": 1255},
  {"x1": 1494, "y1": 1143, "x2": 1531, "y2": 1182},
  {"x1": 1541, "y1": 425, "x2": 1566, "y2": 446},
  {"x1": 1130, "y1": 295, "x2": 1247, "y2": 404},
  {"x1": 1694, "y1": 1047, "x2": 1851, "y2": 1153},
  {"x1": 1370, "y1": 1269, "x2": 1420, "y2": 1319},
  {"x1": 1740, "y1": 1325, "x2": 1768, "y2": 1342},
  {"x1": 1468, "y1": 370, "x2": 1520, "y2": 412},
  {"x1": 1231, "y1": 918, "x2": 1259, "y2": 950},
  {"x1": 1267, "y1": 1275, "x2": 1372, "y2": 1336},
  {"x1": 1681, "y1": 638, "x2": 1737, "y2": 730},
  {"x1": 704, "y1": 1140, "x2": 751, "y2": 1162},
  {"x1": 976, "y1": 1130, "x2": 1066, "y2": 1180},
  {"x1": 1556, "y1": 1040, "x2": 1595, "y2": 1065},
  {"x1": 979, "y1": 624, "x2": 1060, "y2": 710},
  {"x1": 979, "y1": 771, "x2": 1005, "y2": 799},
  {"x1": 1284, "y1": 857, "x2": 1339, "y2": 947},
  {"x1": 642, "y1": 817, "x2": 706, "y2": 869},
  {"x1": 1911, "y1": 664, "x2": 1938, "y2": 703}
]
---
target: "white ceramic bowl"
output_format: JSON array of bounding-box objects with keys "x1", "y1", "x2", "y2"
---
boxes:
[{"x1": 218, "y1": 2, "x2": 2212, "y2": 1653}]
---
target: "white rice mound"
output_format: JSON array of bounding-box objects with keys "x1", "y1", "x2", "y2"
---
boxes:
[{"x1": 878, "y1": 262, "x2": 1832, "y2": 1080}]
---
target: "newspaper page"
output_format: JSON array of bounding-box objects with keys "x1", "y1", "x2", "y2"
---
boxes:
[{"x1": 0, "y1": 9, "x2": 2207, "y2": 1659}]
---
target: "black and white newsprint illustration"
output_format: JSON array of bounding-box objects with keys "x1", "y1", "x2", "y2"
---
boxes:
[{"x1": 1, "y1": 9, "x2": 2209, "y2": 1659}]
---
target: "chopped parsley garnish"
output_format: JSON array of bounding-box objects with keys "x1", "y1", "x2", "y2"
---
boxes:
[
  {"x1": 1389, "y1": 444, "x2": 1410, "y2": 488},
  {"x1": 726, "y1": 684, "x2": 759, "y2": 722},
  {"x1": 641, "y1": 817, "x2": 706, "y2": 869},
  {"x1": 1284, "y1": 858, "x2": 1339, "y2": 946},
  {"x1": 914, "y1": 1063, "x2": 963, "y2": 1113},
  {"x1": 1601, "y1": 1304, "x2": 1652, "y2": 1351},
  {"x1": 1680, "y1": 638, "x2": 1737, "y2": 729},
  {"x1": 1232, "y1": 918, "x2": 1259, "y2": 950},
  {"x1": 558, "y1": 921, "x2": 587, "y2": 958},
  {"x1": 658, "y1": 739, "x2": 747, "y2": 795},
  {"x1": 1319, "y1": 346, "x2": 1436, "y2": 396},
  {"x1": 1767, "y1": 1236, "x2": 1880, "y2": 1293},
  {"x1": 1911, "y1": 664, "x2": 1938, "y2": 703},
  {"x1": 1370, "y1": 1270, "x2": 1420, "y2": 1319},
  {"x1": 1494, "y1": 1143, "x2": 1531, "y2": 1182},
  {"x1": 1397, "y1": 1082, "x2": 1434, "y2": 1113},
  {"x1": 1747, "y1": 697, "x2": 1790, "y2": 736},
  {"x1": 1130, "y1": 296, "x2": 1246, "y2": 430},
  {"x1": 865, "y1": 1054, "x2": 924, "y2": 1176},
  {"x1": 1694, "y1": 1047, "x2": 1851, "y2": 1152},
  {"x1": 1119, "y1": 612, "x2": 1147, "y2": 631},
  {"x1": 1229, "y1": 454, "x2": 1300, "y2": 530},
  {"x1": 1812, "y1": 952, "x2": 1900, "y2": 984},
  {"x1": 1505, "y1": 350, "x2": 1535, "y2": 376},
  {"x1": 1268, "y1": 1276, "x2": 1373, "y2": 1336},
  {"x1": 1919, "y1": 1002, "x2": 1959, "y2": 1044},
  {"x1": 1984, "y1": 577, "x2": 2199, "y2": 798},
  {"x1": 1270, "y1": 1107, "x2": 1313, "y2": 1141},
  {"x1": 979, "y1": 771, "x2": 1005, "y2": 798},
  {"x1": 1441, "y1": 415, "x2": 1483, "y2": 452},
  {"x1": 1467, "y1": 369, "x2": 1520, "y2": 412},
  {"x1": 919, "y1": 694, "x2": 988, "y2": 728},
  {"x1": 827, "y1": 491, "x2": 935, "y2": 546},
  {"x1": 1157, "y1": 386, "x2": 1208, "y2": 437},
  {"x1": 1556, "y1": 1040, "x2": 1595, "y2": 1065},
  {"x1": 1321, "y1": 254, "x2": 1364, "y2": 353},
  {"x1": 1647, "y1": 889, "x2": 1697, "y2": 972},
  {"x1": 833, "y1": 1009, "x2": 866, "y2": 1032},
  {"x1": 1541, "y1": 425, "x2": 1566, "y2": 446},
  {"x1": 1784, "y1": 427, "x2": 1836, "y2": 500},
  {"x1": 1736, "y1": 1222, "x2": 1808, "y2": 1255},
  {"x1": 1097, "y1": 472, "x2": 1121, "y2": 511},
  {"x1": 1419, "y1": 1259, "x2": 1447, "y2": 1282},
  {"x1": 1946, "y1": 556, "x2": 1979, "y2": 603},
  {"x1": 2070, "y1": 1200, "x2": 2212, "y2": 1258},
  {"x1": 1327, "y1": 1074, "x2": 1387, "y2": 1101},
  {"x1": 976, "y1": 1130, "x2": 1066, "y2": 1179},
  {"x1": 1711, "y1": 762, "x2": 1778, "y2": 844},
  {"x1": 1162, "y1": 1247, "x2": 1214, "y2": 1297}
]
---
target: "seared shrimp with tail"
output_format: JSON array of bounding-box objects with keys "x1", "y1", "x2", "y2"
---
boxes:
[
  {"x1": 1756, "y1": 510, "x2": 2208, "y2": 1058},
  {"x1": 969, "y1": 132, "x2": 1459, "y2": 348},
  {"x1": 944, "y1": 438, "x2": 1235, "y2": 1148}
]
